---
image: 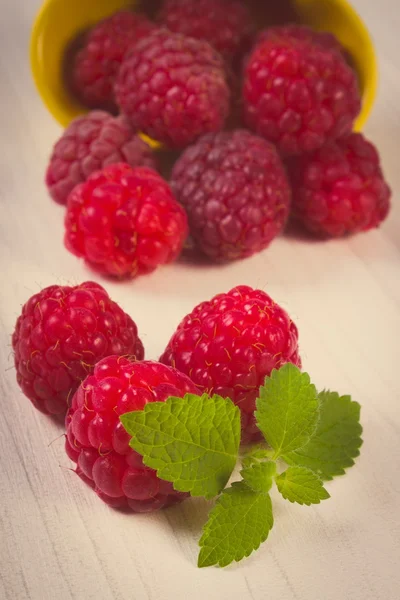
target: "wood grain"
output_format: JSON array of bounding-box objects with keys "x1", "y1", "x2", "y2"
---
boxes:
[{"x1": 1, "y1": 1, "x2": 399, "y2": 598}]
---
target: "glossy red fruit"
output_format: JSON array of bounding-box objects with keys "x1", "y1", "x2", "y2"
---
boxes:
[
  {"x1": 12, "y1": 282, "x2": 144, "y2": 415},
  {"x1": 115, "y1": 29, "x2": 230, "y2": 148},
  {"x1": 66, "y1": 357, "x2": 199, "y2": 511},
  {"x1": 70, "y1": 11, "x2": 155, "y2": 111},
  {"x1": 64, "y1": 163, "x2": 188, "y2": 279},
  {"x1": 171, "y1": 130, "x2": 291, "y2": 261},
  {"x1": 157, "y1": 0, "x2": 254, "y2": 63},
  {"x1": 288, "y1": 132, "x2": 391, "y2": 237},
  {"x1": 160, "y1": 285, "x2": 301, "y2": 444},
  {"x1": 243, "y1": 35, "x2": 361, "y2": 156},
  {"x1": 255, "y1": 24, "x2": 344, "y2": 56},
  {"x1": 46, "y1": 111, "x2": 157, "y2": 205}
]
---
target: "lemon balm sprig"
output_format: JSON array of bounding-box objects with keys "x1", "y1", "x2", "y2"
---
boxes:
[{"x1": 122, "y1": 364, "x2": 363, "y2": 568}]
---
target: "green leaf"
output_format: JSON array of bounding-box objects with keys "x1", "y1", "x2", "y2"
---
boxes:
[
  {"x1": 282, "y1": 391, "x2": 363, "y2": 480},
  {"x1": 120, "y1": 393, "x2": 241, "y2": 499},
  {"x1": 255, "y1": 364, "x2": 319, "y2": 458},
  {"x1": 241, "y1": 446, "x2": 273, "y2": 469},
  {"x1": 276, "y1": 466, "x2": 330, "y2": 505},
  {"x1": 241, "y1": 461, "x2": 277, "y2": 493},
  {"x1": 198, "y1": 482, "x2": 274, "y2": 568}
]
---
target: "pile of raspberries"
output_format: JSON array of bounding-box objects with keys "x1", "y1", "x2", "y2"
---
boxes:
[
  {"x1": 13, "y1": 281, "x2": 301, "y2": 511},
  {"x1": 45, "y1": 0, "x2": 391, "y2": 280},
  {"x1": 14, "y1": 1, "x2": 392, "y2": 513}
]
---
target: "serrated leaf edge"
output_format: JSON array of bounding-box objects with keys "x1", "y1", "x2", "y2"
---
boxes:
[
  {"x1": 255, "y1": 364, "x2": 320, "y2": 458},
  {"x1": 198, "y1": 484, "x2": 274, "y2": 568},
  {"x1": 120, "y1": 393, "x2": 241, "y2": 499},
  {"x1": 275, "y1": 466, "x2": 330, "y2": 506},
  {"x1": 281, "y1": 392, "x2": 363, "y2": 480}
]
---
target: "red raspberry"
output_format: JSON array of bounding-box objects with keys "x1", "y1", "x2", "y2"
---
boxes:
[
  {"x1": 157, "y1": 0, "x2": 254, "y2": 63},
  {"x1": 171, "y1": 130, "x2": 291, "y2": 261},
  {"x1": 160, "y1": 285, "x2": 301, "y2": 444},
  {"x1": 288, "y1": 132, "x2": 391, "y2": 237},
  {"x1": 65, "y1": 357, "x2": 199, "y2": 511},
  {"x1": 12, "y1": 282, "x2": 144, "y2": 416},
  {"x1": 115, "y1": 29, "x2": 230, "y2": 148},
  {"x1": 46, "y1": 111, "x2": 157, "y2": 205},
  {"x1": 243, "y1": 35, "x2": 361, "y2": 156},
  {"x1": 70, "y1": 11, "x2": 155, "y2": 111},
  {"x1": 65, "y1": 163, "x2": 188, "y2": 279},
  {"x1": 255, "y1": 24, "x2": 344, "y2": 56}
]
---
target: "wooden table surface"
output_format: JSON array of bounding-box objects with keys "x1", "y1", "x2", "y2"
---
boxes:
[{"x1": 1, "y1": 1, "x2": 399, "y2": 598}]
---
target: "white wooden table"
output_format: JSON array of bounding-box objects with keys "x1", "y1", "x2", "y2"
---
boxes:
[{"x1": 1, "y1": 1, "x2": 399, "y2": 598}]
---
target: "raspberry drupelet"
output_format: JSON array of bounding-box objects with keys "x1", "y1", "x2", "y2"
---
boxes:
[
  {"x1": 171, "y1": 130, "x2": 291, "y2": 261},
  {"x1": 255, "y1": 24, "x2": 345, "y2": 56},
  {"x1": 70, "y1": 10, "x2": 155, "y2": 112},
  {"x1": 115, "y1": 29, "x2": 230, "y2": 148},
  {"x1": 66, "y1": 357, "x2": 199, "y2": 512},
  {"x1": 160, "y1": 286, "x2": 301, "y2": 444},
  {"x1": 157, "y1": 0, "x2": 255, "y2": 64},
  {"x1": 64, "y1": 163, "x2": 188, "y2": 279},
  {"x1": 288, "y1": 132, "x2": 391, "y2": 237},
  {"x1": 243, "y1": 34, "x2": 361, "y2": 156},
  {"x1": 12, "y1": 282, "x2": 144, "y2": 415},
  {"x1": 46, "y1": 111, "x2": 157, "y2": 205}
]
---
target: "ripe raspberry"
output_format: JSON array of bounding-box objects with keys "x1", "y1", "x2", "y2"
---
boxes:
[
  {"x1": 157, "y1": 0, "x2": 254, "y2": 63},
  {"x1": 65, "y1": 163, "x2": 188, "y2": 278},
  {"x1": 288, "y1": 132, "x2": 391, "y2": 237},
  {"x1": 243, "y1": 36, "x2": 361, "y2": 156},
  {"x1": 65, "y1": 357, "x2": 198, "y2": 511},
  {"x1": 46, "y1": 111, "x2": 157, "y2": 205},
  {"x1": 12, "y1": 282, "x2": 144, "y2": 416},
  {"x1": 171, "y1": 130, "x2": 291, "y2": 261},
  {"x1": 70, "y1": 11, "x2": 155, "y2": 111},
  {"x1": 255, "y1": 24, "x2": 344, "y2": 56},
  {"x1": 160, "y1": 285, "x2": 301, "y2": 444},
  {"x1": 115, "y1": 29, "x2": 230, "y2": 148}
]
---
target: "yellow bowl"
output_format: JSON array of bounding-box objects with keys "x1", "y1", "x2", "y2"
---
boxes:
[{"x1": 30, "y1": 0, "x2": 377, "y2": 133}]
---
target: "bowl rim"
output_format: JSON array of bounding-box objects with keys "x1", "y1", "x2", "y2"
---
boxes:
[
  {"x1": 30, "y1": 0, "x2": 75, "y2": 126},
  {"x1": 296, "y1": 0, "x2": 378, "y2": 132}
]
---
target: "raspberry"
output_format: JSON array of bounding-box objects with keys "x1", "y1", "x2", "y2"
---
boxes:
[
  {"x1": 157, "y1": 0, "x2": 254, "y2": 63},
  {"x1": 255, "y1": 24, "x2": 344, "y2": 56},
  {"x1": 160, "y1": 285, "x2": 301, "y2": 444},
  {"x1": 171, "y1": 130, "x2": 291, "y2": 261},
  {"x1": 115, "y1": 29, "x2": 230, "y2": 148},
  {"x1": 65, "y1": 163, "x2": 188, "y2": 278},
  {"x1": 287, "y1": 132, "x2": 391, "y2": 237},
  {"x1": 70, "y1": 11, "x2": 155, "y2": 111},
  {"x1": 45, "y1": 111, "x2": 157, "y2": 205},
  {"x1": 65, "y1": 357, "x2": 198, "y2": 511},
  {"x1": 12, "y1": 282, "x2": 144, "y2": 416},
  {"x1": 243, "y1": 35, "x2": 361, "y2": 156}
]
